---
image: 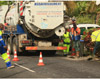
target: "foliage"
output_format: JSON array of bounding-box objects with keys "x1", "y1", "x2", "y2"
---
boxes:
[
  {"x1": 0, "y1": 1, "x2": 14, "y2": 6},
  {"x1": 76, "y1": 1, "x2": 87, "y2": 14},
  {"x1": 64, "y1": 1, "x2": 98, "y2": 24},
  {"x1": 97, "y1": 18, "x2": 100, "y2": 25},
  {"x1": 76, "y1": 15, "x2": 96, "y2": 24},
  {"x1": 64, "y1": 1, "x2": 77, "y2": 17}
]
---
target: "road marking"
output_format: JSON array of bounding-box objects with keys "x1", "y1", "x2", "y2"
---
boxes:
[
  {"x1": 0, "y1": 57, "x2": 35, "y2": 73},
  {"x1": 14, "y1": 63, "x2": 35, "y2": 73}
]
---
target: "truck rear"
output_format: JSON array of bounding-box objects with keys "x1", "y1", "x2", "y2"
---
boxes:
[{"x1": 0, "y1": 2, "x2": 68, "y2": 55}]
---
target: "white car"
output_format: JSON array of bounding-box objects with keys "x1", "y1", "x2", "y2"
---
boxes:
[
  {"x1": 69, "y1": 24, "x2": 100, "y2": 35},
  {"x1": 69, "y1": 24, "x2": 100, "y2": 30}
]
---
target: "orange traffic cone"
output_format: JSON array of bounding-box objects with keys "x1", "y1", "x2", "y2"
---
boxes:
[
  {"x1": 12, "y1": 50, "x2": 19, "y2": 61},
  {"x1": 7, "y1": 49, "x2": 10, "y2": 59},
  {"x1": 37, "y1": 52, "x2": 45, "y2": 66}
]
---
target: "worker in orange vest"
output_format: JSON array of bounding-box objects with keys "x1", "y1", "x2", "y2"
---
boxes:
[{"x1": 71, "y1": 19, "x2": 81, "y2": 58}]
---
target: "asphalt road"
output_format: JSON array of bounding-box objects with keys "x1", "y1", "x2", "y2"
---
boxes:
[{"x1": 0, "y1": 52, "x2": 100, "y2": 78}]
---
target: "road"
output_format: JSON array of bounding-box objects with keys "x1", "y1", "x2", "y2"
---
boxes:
[{"x1": 0, "y1": 52, "x2": 100, "y2": 78}]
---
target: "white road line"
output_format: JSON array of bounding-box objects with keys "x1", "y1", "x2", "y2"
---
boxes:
[
  {"x1": 14, "y1": 63, "x2": 35, "y2": 73},
  {"x1": 0, "y1": 57, "x2": 35, "y2": 73}
]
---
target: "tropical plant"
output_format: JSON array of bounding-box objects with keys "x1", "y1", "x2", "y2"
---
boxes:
[
  {"x1": 0, "y1": 1, "x2": 13, "y2": 6},
  {"x1": 64, "y1": 1, "x2": 77, "y2": 17}
]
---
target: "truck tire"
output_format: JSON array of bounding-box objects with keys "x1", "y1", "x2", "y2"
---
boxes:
[
  {"x1": 4, "y1": 39, "x2": 8, "y2": 46},
  {"x1": 7, "y1": 38, "x2": 12, "y2": 54}
]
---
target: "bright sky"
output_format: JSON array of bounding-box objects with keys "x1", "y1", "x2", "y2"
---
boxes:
[{"x1": 96, "y1": 0, "x2": 100, "y2": 5}]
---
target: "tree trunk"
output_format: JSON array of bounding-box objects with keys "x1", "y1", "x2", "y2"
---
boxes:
[{"x1": 96, "y1": 12, "x2": 100, "y2": 24}]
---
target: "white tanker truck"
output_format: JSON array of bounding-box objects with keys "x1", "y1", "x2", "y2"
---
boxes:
[{"x1": 0, "y1": 1, "x2": 69, "y2": 55}]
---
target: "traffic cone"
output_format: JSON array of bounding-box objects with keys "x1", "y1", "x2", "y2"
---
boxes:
[
  {"x1": 7, "y1": 49, "x2": 10, "y2": 59},
  {"x1": 12, "y1": 50, "x2": 19, "y2": 61},
  {"x1": 37, "y1": 52, "x2": 45, "y2": 66}
]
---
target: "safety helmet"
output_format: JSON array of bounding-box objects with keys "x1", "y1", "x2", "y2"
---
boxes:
[{"x1": 72, "y1": 19, "x2": 76, "y2": 21}]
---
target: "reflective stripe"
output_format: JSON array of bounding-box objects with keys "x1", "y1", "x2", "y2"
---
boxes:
[
  {"x1": 92, "y1": 34, "x2": 97, "y2": 38},
  {"x1": 0, "y1": 38, "x2": 3, "y2": 41},
  {"x1": 5, "y1": 58, "x2": 10, "y2": 63},
  {"x1": 5, "y1": 58, "x2": 9, "y2": 61},
  {"x1": 95, "y1": 31, "x2": 100, "y2": 40},
  {"x1": 91, "y1": 34, "x2": 96, "y2": 41}
]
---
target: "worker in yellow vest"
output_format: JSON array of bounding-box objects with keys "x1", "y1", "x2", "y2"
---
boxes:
[
  {"x1": 63, "y1": 28, "x2": 71, "y2": 56},
  {"x1": 0, "y1": 23, "x2": 14, "y2": 69},
  {"x1": 91, "y1": 30, "x2": 100, "y2": 60}
]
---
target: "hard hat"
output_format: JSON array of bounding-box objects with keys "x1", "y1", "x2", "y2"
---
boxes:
[{"x1": 72, "y1": 19, "x2": 76, "y2": 21}]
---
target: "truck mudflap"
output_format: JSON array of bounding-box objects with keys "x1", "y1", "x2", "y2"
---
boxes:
[{"x1": 26, "y1": 46, "x2": 67, "y2": 50}]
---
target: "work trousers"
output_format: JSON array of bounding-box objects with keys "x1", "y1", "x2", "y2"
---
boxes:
[
  {"x1": 93, "y1": 42, "x2": 100, "y2": 55},
  {"x1": 0, "y1": 46, "x2": 11, "y2": 68},
  {"x1": 63, "y1": 42, "x2": 70, "y2": 54}
]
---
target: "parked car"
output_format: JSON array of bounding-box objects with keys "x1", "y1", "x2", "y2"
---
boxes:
[{"x1": 69, "y1": 24, "x2": 100, "y2": 35}]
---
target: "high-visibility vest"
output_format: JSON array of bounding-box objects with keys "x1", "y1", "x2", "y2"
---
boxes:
[
  {"x1": 91, "y1": 30, "x2": 100, "y2": 42},
  {"x1": 0, "y1": 30, "x2": 2, "y2": 35},
  {"x1": 71, "y1": 27, "x2": 80, "y2": 35},
  {"x1": 0, "y1": 30, "x2": 6, "y2": 46},
  {"x1": 71, "y1": 27, "x2": 81, "y2": 41},
  {"x1": 63, "y1": 32, "x2": 70, "y2": 43}
]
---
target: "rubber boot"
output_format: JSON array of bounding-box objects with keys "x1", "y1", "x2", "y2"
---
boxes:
[{"x1": 6, "y1": 62, "x2": 14, "y2": 69}]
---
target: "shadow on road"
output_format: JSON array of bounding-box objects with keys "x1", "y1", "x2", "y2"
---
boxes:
[{"x1": 17, "y1": 50, "x2": 63, "y2": 57}]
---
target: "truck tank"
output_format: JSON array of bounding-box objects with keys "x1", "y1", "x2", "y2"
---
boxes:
[{"x1": 5, "y1": 2, "x2": 66, "y2": 38}]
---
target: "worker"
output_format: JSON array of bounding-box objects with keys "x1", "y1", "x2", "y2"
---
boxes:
[
  {"x1": 71, "y1": 19, "x2": 81, "y2": 58},
  {"x1": 0, "y1": 23, "x2": 14, "y2": 69},
  {"x1": 63, "y1": 28, "x2": 71, "y2": 56},
  {"x1": 91, "y1": 30, "x2": 100, "y2": 60}
]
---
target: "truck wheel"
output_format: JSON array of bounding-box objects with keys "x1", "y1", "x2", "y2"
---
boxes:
[
  {"x1": 13, "y1": 37, "x2": 19, "y2": 54},
  {"x1": 4, "y1": 39, "x2": 8, "y2": 46},
  {"x1": 7, "y1": 38, "x2": 12, "y2": 54}
]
